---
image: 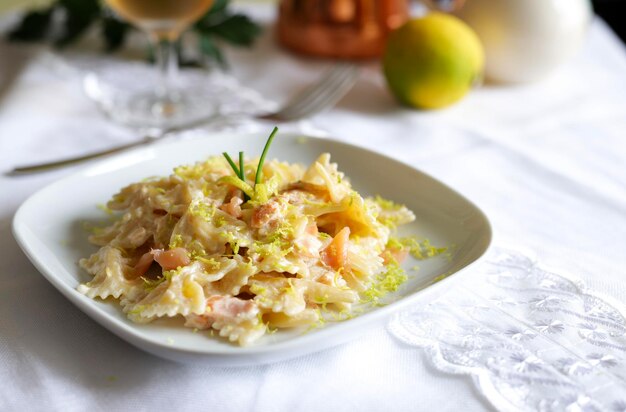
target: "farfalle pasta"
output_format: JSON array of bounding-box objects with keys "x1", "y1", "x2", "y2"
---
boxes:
[{"x1": 78, "y1": 149, "x2": 420, "y2": 346}]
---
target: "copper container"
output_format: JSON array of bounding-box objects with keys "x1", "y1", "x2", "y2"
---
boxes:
[{"x1": 277, "y1": 0, "x2": 410, "y2": 59}]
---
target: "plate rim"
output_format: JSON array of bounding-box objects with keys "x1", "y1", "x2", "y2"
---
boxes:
[{"x1": 12, "y1": 131, "x2": 493, "y2": 358}]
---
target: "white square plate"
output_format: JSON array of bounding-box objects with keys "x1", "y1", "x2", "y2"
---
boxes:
[{"x1": 13, "y1": 132, "x2": 492, "y2": 366}]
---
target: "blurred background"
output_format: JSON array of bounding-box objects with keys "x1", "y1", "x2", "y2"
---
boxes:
[
  {"x1": 0, "y1": 0, "x2": 623, "y2": 134},
  {"x1": 0, "y1": 0, "x2": 624, "y2": 44}
]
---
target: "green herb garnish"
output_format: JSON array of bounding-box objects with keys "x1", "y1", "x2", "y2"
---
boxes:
[
  {"x1": 222, "y1": 126, "x2": 279, "y2": 204},
  {"x1": 222, "y1": 151, "x2": 249, "y2": 201},
  {"x1": 238, "y1": 151, "x2": 245, "y2": 180},
  {"x1": 255, "y1": 126, "x2": 279, "y2": 186},
  {"x1": 223, "y1": 152, "x2": 241, "y2": 178}
]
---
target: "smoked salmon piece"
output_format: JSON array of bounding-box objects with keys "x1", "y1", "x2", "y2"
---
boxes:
[
  {"x1": 321, "y1": 226, "x2": 350, "y2": 270},
  {"x1": 152, "y1": 248, "x2": 190, "y2": 270}
]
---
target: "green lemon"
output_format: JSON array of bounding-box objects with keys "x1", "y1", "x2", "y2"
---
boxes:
[{"x1": 383, "y1": 13, "x2": 484, "y2": 109}]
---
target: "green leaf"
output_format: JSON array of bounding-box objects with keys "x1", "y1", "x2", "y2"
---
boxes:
[
  {"x1": 197, "y1": 13, "x2": 262, "y2": 47},
  {"x1": 212, "y1": 14, "x2": 262, "y2": 47},
  {"x1": 199, "y1": 34, "x2": 228, "y2": 70},
  {"x1": 58, "y1": 0, "x2": 100, "y2": 17},
  {"x1": 178, "y1": 58, "x2": 204, "y2": 68},
  {"x1": 209, "y1": 0, "x2": 229, "y2": 14},
  {"x1": 8, "y1": 9, "x2": 54, "y2": 42},
  {"x1": 54, "y1": 0, "x2": 101, "y2": 47},
  {"x1": 101, "y1": 16, "x2": 130, "y2": 52}
]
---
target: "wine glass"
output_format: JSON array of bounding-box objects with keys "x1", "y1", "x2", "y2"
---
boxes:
[{"x1": 103, "y1": 0, "x2": 215, "y2": 129}]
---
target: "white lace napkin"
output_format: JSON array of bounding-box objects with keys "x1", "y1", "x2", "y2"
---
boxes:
[{"x1": 389, "y1": 248, "x2": 626, "y2": 412}]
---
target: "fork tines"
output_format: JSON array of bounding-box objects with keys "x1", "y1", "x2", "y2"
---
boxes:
[{"x1": 263, "y1": 63, "x2": 359, "y2": 121}]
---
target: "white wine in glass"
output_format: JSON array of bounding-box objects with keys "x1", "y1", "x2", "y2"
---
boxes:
[
  {"x1": 103, "y1": 0, "x2": 215, "y2": 128},
  {"x1": 106, "y1": 0, "x2": 214, "y2": 40}
]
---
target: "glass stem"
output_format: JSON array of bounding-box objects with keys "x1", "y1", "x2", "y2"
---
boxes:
[{"x1": 152, "y1": 35, "x2": 179, "y2": 103}]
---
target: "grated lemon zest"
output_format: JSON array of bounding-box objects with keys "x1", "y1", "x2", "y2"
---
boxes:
[
  {"x1": 189, "y1": 201, "x2": 216, "y2": 221},
  {"x1": 195, "y1": 256, "x2": 221, "y2": 271},
  {"x1": 250, "y1": 284, "x2": 267, "y2": 296},
  {"x1": 169, "y1": 234, "x2": 184, "y2": 249},
  {"x1": 140, "y1": 268, "x2": 177, "y2": 292},
  {"x1": 386, "y1": 237, "x2": 447, "y2": 260},
  {"x1": 361, "y1": 259, "x2": 407, "y2": 306},
  {"x1": 97, "y1": 203, "x2": 114, "y2": 215}
]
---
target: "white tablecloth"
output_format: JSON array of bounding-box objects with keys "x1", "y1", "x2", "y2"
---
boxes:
[{"x1": 1, "y1": 3, "x2": 625, "y2": 411}]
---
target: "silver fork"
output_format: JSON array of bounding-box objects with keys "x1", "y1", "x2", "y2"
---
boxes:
[{"x1": 9, "y1": 63, "x2": 359, "y2": 175}]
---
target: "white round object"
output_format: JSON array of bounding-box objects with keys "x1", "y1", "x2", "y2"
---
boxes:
[{"x1": 455, "y1": 0, "x2": 592, "y2": 83}]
